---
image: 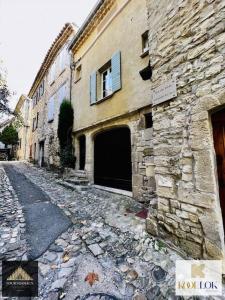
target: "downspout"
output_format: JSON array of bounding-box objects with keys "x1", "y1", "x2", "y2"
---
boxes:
[{"x1": 69, "y1": 50, "x2": 76, "y2": 104}]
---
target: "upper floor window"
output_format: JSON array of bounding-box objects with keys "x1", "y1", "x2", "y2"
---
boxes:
[
  {"x1": 32, "y1": 117, "x2": 36, "y2": 131},
  {"x1": 101, "y1": 63, "x2": 112, "y2": 98},
  {"x1": 48, "y1": 95, "x2": 55, "y2": 122},
  {"x1": 75, "y1": 65, "x2": 82, "y2": 82},
  {"x1": 49, "y1": 62, "x2": 56, "y2": 85},
  {"x1": 141, "y1": 31, "x2": 149, "y2": 57},
  {"x1": 90, "y1": 51, "x2": 121, "y2": 105},
  {"x1": 36, "y1": 112, "x2": 39, "y2": 129},
  {"x1": 58, "y1": 82, "x2": 68, "y2": 107}
]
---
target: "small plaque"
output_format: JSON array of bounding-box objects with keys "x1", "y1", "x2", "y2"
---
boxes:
[{"x1": 152, "y1": 79, "x2": 177, "y2": 106}]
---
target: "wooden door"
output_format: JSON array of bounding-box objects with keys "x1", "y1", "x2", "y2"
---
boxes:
[{"x1": 212, "y1": 109, "x2": 225, "y2": 228}]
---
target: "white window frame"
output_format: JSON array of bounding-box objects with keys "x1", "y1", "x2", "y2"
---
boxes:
[{"x1": 101, "y1": 66, "x2": 112, "y2": 99}]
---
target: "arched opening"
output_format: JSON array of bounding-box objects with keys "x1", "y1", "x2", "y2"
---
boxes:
[
  {"x1": 94, "y1": 127, "x2": 132, "y2": 191},
  {"x1": 212, "y1": 109, "x2": 225, "y2": 229},
  {"x1": 78, "y1": 135, "x2": 86, "y2": 170}
]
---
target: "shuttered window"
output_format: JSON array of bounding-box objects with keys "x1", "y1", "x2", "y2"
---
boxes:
[
  {"x1": 89, "y1": 50, "x2": 121, "y2": 105},
  {"x1": 48, "y1": 96, "x2": 55, "y2": 122},
  {"x1": 58, "y1": 82, "x2": 68, "y2": 107}
]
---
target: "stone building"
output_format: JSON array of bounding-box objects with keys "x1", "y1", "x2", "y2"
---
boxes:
[
  {"x1": 28, "y1": 23, "x2": 77, "y2": 167},
  {"x1": 145, "y1": 0, "x2": 225, "y2": 264},
  {"x1": 15, "y1": 95, "x2": 31, "y2": 161},
  {"x1": 69, "y1": 0, "x2": 155, "y2": 202}
]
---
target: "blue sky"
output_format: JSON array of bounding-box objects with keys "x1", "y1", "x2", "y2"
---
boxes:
[{"x1": 0, "y1": 0, "x2": 97, "y2": 109}]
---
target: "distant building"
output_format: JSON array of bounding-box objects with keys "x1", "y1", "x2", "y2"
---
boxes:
[
  {"x1": 14, "y1": 95, "x2": 31, "y2": 161},
  {"x1": 27, "y1": 23, "x2": 77, "y2": 167}
]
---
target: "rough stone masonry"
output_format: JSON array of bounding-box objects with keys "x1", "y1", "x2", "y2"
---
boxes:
[{"x1": 146, "y1": 0, "x2": 225, "y2": 262}]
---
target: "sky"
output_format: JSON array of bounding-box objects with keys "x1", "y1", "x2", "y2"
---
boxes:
[{"x1": 0, "y1": 0, "x2": 97, "y2": 110}]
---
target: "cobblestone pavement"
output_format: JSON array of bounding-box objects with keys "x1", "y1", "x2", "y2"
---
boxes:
[
  {"x1": 1, "y1": 162, "x2": 211, "y2": 300},
  {"x1": 0, "y1": 165, "x2": 27, "y2": 260}
]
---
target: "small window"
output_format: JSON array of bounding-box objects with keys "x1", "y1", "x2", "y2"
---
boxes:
[
  {"x1": 145, "y1": 112, "x2": 153, "y2": 128},
  {"x1": 32, "y1": 117, "x2": 36, "y2": 131},
  {"x1": 36, "y1": 112, "x2": 39, "y2": 129},
  {"x1": 48, "y1": 96, "x2": 55, "y2": 122},
  {"x1": 100, "y1": 62, "x2": 112, "y2": 98},
  {"x1": 75, "y1": 65, "x2": 82, "y2": 82},
  {"x1": 142, "y1": 31, "x2": 149, "y2": 55}
]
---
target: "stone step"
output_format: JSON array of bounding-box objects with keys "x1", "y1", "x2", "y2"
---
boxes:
[
  {"x1": 56, "y1": 180, "x2": 89, "y2": 191},
  {"x1": 67, "y1": 170, "x2": 88, "y2": 179},
  {"x1": 65, "y1": 178, "x2": 89, "y2": 186}
]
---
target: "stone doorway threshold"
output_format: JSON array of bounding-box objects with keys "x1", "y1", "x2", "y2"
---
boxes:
[{"x1": 93, "y1": 184, "x2": 133, "y2": 197}]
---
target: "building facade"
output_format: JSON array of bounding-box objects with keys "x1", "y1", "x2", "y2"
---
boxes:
[
  {"x1": 15, "y1": 95, "x2": 31, "y2": 161},
  {"x1": 28, "y1": 23, "x2": 77, "y2": 167},
  {"x1": 69, "y1": 0, "x2": 155, "y2": 202},
  {"x1": 146, "y1": 0, "x2": 225, "y2": 263}
]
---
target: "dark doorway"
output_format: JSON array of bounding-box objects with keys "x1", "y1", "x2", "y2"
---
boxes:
[
  {"x1": 212, "y1": 109, "x2": 225, "y2": 229},
  {"x1": 78, "y1": 135, "x2": 86, "y2": 170},
  {"x1": 94, "y1": 127, "x2": 132, "y2": 191},
  {"x1": 39, "y1": 141, "x2": 44, "y2": 167}
]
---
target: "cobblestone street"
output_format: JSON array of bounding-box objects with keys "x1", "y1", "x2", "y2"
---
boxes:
[{"x1": 0, "y1": 162, "x2": 185, "y2": 299}]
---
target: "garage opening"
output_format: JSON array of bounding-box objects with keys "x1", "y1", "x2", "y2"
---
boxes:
[
  {"x1": 94, "y1": 127, "x2": 132, "y2": 191},
  {"x1": 78, "y1": 135, "x2": 86, "y2": 170},
  {"x1": 212, "y1": 109, "x2": 225, "y2": 229}
]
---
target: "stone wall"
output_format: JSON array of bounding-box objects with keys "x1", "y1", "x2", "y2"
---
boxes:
[
  {"x1": 131, "y1": 108, "x2": 156, "y2": 204},
  {"x1": 146, "y1": 0, "x2": 225, "y2": 260}
]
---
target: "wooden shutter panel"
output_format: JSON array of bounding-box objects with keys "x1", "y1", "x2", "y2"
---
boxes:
[
  {"x1": 90, "y1": 71, "x2": 97, "y2": 104},
  {"x1": 112, "y1": 51, "x2": 121, "y2": 92},
  {"x1": 48, "y1": 96, "x2": 54, "y2": 122}
]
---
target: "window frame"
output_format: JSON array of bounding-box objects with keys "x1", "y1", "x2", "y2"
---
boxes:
[
  {"x1": 99, "y1": 61, "x2": 113, "y2": 100},
  {"x1": 141, "y1": 30, "x2": 149, "y2": 58}
]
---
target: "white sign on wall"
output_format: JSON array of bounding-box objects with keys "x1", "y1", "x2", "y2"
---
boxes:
[{"x1": 152, "y1": 79, "x2": 177, "y2": 106}]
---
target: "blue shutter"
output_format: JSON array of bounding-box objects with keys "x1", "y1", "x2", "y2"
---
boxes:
[
  {"x1": 90, "y1": 71, "x2": 97, "y2": 104},
  {"x1": 48, "y1": 96, "x2": 54, "y2": 122},
  {"x1": 112, "y1": 51, "x2": 121, "y2": 92}
]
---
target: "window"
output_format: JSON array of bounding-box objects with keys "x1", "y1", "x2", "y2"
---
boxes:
[
  {"x1": 19, "y1": 138, "x2": 22, "y2": 149},
  {"x1": 32, "y1": 117, "x2": 36, "y2": 131},
  {"x1": 36, "y1": 112, "x2": 39, "y2": 129},
  {"x1": 142, "y1": 31, "x2": 149, "y2": 56},
  {"x1": 58, "y1": 83, "x2": 67, "y2": 107},
  {"x1": 145, "y1": 112, "x2": 153, "y2": 128},
  {"x1": 101, "y1": 65, "x2": 112, "y2": 98},
  {"x1": 59, "y1": 47, "x2": 66, "y2": 74},
  {"x1": 48, "y1": 96, "x2": 55, "y2": 122},
  {"x1": 90, "y1": 51, "x2": 121, "y2": 104},
  {"x1": 49, "y1": 62, "x2": 56, "y2": 85},
  {"x1": 39, "y1": 81, "x2": 44, "y2": 97},
  {"x1": 75, "y1": 65, "x2": 82, "y2": 82}
]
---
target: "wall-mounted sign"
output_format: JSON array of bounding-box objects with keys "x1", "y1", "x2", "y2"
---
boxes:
[{"x1": 152, "y1": 79, "x2": 177, "y2": 106}]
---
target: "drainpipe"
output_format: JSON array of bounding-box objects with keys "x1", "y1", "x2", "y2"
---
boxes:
[{"x1": 69, "y1": 50, "x2": 76, "y2": 104}]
